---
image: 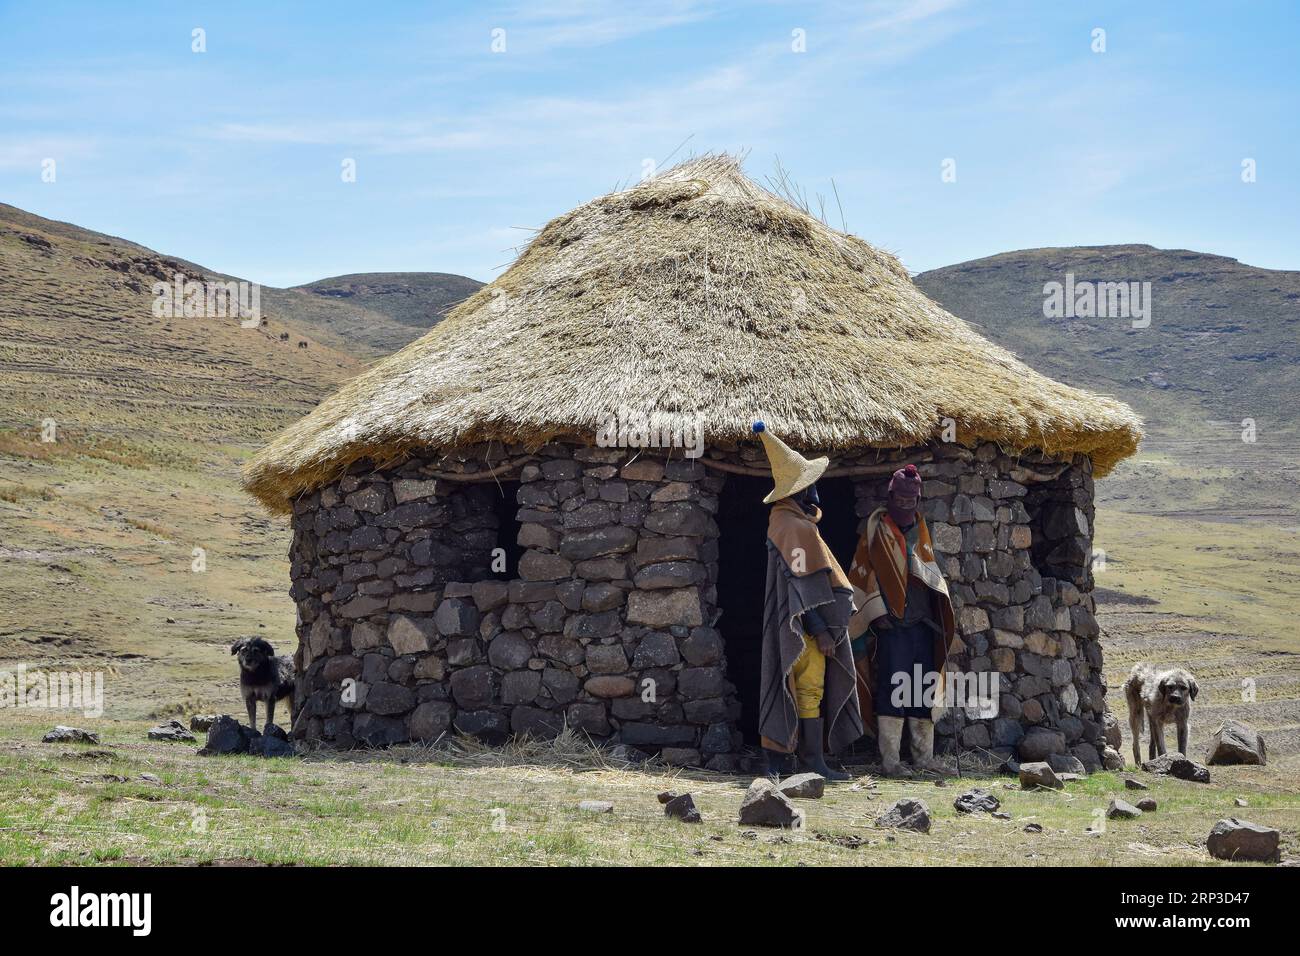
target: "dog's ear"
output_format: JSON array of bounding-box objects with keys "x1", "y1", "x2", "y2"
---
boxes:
[
  {"x1": 230, "y1": 639, "x2": 246, "y2": 656},
  {"x1": 1188, "y1": 676, "x2": 1199, "y2": 700}
]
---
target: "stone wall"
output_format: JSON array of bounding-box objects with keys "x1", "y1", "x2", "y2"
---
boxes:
[{"x1": 286, "y1": 439, "x2": 1107, "y2": 772}]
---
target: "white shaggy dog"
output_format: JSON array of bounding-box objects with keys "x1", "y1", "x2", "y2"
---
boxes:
[{"x1": 1123, "y1": 662, "x2": 1199, "y2": 766}]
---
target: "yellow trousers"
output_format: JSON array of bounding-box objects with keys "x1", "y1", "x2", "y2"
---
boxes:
[{"x1": 791, "y1": 635, "x2": 826, "y2": 719}]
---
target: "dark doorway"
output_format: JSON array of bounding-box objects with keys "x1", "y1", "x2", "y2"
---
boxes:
[
  {"x1": 489, "y1": 480, "x2": 524, "y2": 578},
  {"x1": 715, "y1": 474, "x2": 769, "y2": 744},
  {"x1": 715, "y1": 474, "x2": 861, "y2": 744},
  {"x1": 816, "y1": 476, "x2": 860, "y2": 573}
]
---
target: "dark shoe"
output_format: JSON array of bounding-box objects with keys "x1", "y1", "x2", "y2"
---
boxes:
[
  {"x1": 761, "y1": 747, "x2": 792, "y2": 779},
  {"x1": 797, "y1": 718, "x2": 851, "y2": 781}
]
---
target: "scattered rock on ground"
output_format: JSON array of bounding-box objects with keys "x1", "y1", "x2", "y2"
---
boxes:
[
  {"x1": 664, "y1": 793, "x2": 701, "y2": 823},
  {"x1": 1205, "y1": 719, "x2": 1267, "y2": 766},
  {"x1": 1136, "y1": 797, "x2": 1157, "y2": 812},
  {"x1": 1123, "y1": 777, "x2": 1149, "y2": 791},
  {"x1": 1102, "y1": 747, "x2": 1125, "y2": 771},
  {"x1": 1107, "y1": 797, "x2": 1143, "y2": 820},
  {"x1": 739, "y1": 778, "x2": 804, "y2": 828},
  {"x1": 1143, "y1": 752, "x2": 1211, "y2": 783},
  {"x1": 657, "y1": 790, "x2": 678, "y2": 805},
  {"x1": 199, "y1": 716, "x2": 255, "y2": 756},
  {"x1": 778, "y1": 772, "x2": 825, "y2": 800},
  {"x1": 953, "y1": 788, "x2": 1001, "y2": 814},
  {"x1": 147, "y1": 719, "x2": 196, "y2": 742},
  {"x1": 876, "y1": 798, "x2": 932, "y2": 834},
  {"x1": 1023, "y1": 822, "x2": 1043, "y2": 833},
  {"x1": 198, "y1": 715, "x2": 295, "y2": 758},
  {"x1": 189, "y1": 714, "x2": 220, "y2": 732},
  {"x1": 992, "y1": 811, "x2": 1011, "y2": 820},
  {"x1": 1235, "y1": 797, "x2": 1248, "y2": 808},
  {"x1": 42, "y1": 725, "x2": 99, "y2": 745},
  {"x1": 1206, "y1": 818, "x2": 1280, "y2": 863},
  {"x1": 139, "y1": 773, "x2": 161, "y2": 784},
  {"x1": 248, "y1": 733, "x2": 295, "y2": 758},
  {"x1": 579, "y1": 800, "x2": 614, "y2": 813},
  {"x1": 1019, "y1": 761, "x2": 1063, "y2": 790}
]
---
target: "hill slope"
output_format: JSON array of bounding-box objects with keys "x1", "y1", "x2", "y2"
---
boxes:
[
  {"x1": 295, "y1": 272, "x2": 483, "y2": 340},
  {"x1": 916, "y1": 245, "x2": 1300, "y2": 518},
  {"x1": 915, "y1": 245, "x2": 1300, "y2": 441},
  {"x1": 0, "y1": 203, "x2": 366, "y2": 447}
]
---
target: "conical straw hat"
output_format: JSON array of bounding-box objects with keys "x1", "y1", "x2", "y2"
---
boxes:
[{"x1": 753, "y1": 421, "x2": 828, "y2": 504}]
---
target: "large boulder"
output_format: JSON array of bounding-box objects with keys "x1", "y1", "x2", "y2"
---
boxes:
[
  {"x1": 664, "y1": 793, "x2": 702, "y2": 823},
  {"x1": 953, "y1": 788, "x2": 1001, "y2": 814},
  {"x1": 147, "y1": 719, "x2": 196, "y2": 743},
  {"x1": 1106, "y1": 798, "x2": 1142, "y2": 820},
  {"x1": 1142, "y1": 752, "x2": 1211, "y2": 783},
  {"x1": 777, "y1": 773, "x2": 825, "y2": 800},
  {"x1": 42, "y1": 725, "x2": 100, "y2": 745},
  {"x1": 1019, "y1": 761, "x2": 1063, "y2": 790},
  {"x1": 738, "y1": 779, "x2": 804, "y2": 828},
  {"x1": 876, "y1": 798, "x2": 932, "y2": 833},
  {"x1": 1206, "y1": 819, "x2": 1280, "y2": 863},
  {"x1": 198, "y1": 715, "x2": 256, "y2": 755},
  {"x1": 1205, "y1": 720, "x2": 1266, "y2": 766}
]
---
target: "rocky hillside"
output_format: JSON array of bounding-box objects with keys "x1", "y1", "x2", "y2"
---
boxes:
[
  {"x1": 296, "y1": 272, "x2": 483, "y2": 342},
  {"x1": 916, "y1": 246, "x2": 1300, "y2": 518},
  {"x1": 0, "y1": 203, "x2": 368, "y2": 448},
  {"x1": 915, "y1": 245, "x2": 1300, "y2": 442}
]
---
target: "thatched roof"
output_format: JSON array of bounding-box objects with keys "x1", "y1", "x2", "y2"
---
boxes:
[{"x1": 244, "y1": 155, "x2": 1142, "y2": 513}]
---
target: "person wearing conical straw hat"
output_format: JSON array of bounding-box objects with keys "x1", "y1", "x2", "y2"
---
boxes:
[
  {"x1": 752, "y1": 421, "x2": 862, "y2": 781},
  {"x1": 846, "y1": 464, "x2": 961, "y2": 778}
]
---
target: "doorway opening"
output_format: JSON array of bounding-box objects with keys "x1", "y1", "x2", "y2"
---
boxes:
[
  {"x1": 489, "y1": 480, "x2": 524, "y2": 578},
  {"x1": 715, "y1": 473, "x2": 860, "y2": 744}
]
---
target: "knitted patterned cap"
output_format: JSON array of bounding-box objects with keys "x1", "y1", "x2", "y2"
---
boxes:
[{"x1": 888, "y1": 463, "x2": 923, "y2": 497}]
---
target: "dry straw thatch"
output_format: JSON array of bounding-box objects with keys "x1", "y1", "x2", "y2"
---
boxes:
[{"x1": 244, "y1": 154, "x2": 1141, "y2": 512}]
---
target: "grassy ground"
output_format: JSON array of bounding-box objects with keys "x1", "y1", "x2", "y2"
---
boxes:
[
  {"x1": 1, "y1": 715, "x2": 1295, "y2": 867},
  {"x1": 2, "y1": 373, "x2": 1298, "y2": 864}
]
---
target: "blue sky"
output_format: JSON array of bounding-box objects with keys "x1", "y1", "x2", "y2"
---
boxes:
[{"x1": 2, "y1": 0, "x2": 1297, "y2": 287}]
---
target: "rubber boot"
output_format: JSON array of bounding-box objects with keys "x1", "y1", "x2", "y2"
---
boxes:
[
  {"x1": 908, "y1": 717, "x2": 944, "y2": 775},
  {"x1": 797, "y1": 718, "x2": 851, "y2": 781},
  {"x1": 878, "y1": 715, "x2": 913, "y2": 778},
  {"x1": 761, "y1": 747, "x2": 792, "y2": 780}
]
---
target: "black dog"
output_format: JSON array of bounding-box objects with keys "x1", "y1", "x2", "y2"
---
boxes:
[{"x1": 231, "y1": 637, "x2": 295, "y2": 732}]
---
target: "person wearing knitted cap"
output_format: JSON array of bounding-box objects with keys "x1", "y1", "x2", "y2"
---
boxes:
[
  {"x1": 751, "y1": 422, "x2": 862, "y2": 781},
  {"x1": 846, "y1": 464, "x2": 961, "y2": 777}
]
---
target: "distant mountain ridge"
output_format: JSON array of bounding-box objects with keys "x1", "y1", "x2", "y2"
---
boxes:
[
  {"x1": 296, "y1": 272, "x2": 483, "y2": 333},
  {"x1": 915, "y1": 244, "x2": 1300, "y2": 441}
]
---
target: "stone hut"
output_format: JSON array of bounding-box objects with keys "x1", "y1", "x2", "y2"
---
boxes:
[{"x1": 242, "y1": 156, "x2": 1142, "y2": 772}]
